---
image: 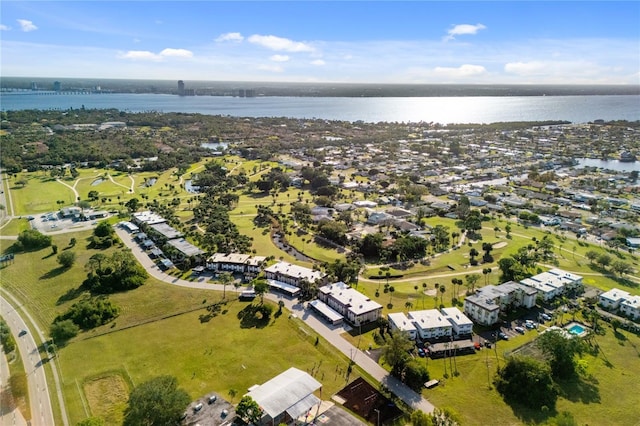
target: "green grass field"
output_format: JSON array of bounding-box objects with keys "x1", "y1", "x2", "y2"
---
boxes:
[
  {"x1": 10, "y1": 174, "x2": 76, "y2": 215},
  {"x1": 2, "y1": 164, "x2": 640, "y2": 425},
  {"x1": 0, "y1": 231, "x2": 367, "y2": 425}
]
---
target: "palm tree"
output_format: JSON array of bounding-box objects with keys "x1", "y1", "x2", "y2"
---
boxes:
[
  {"x1": 405, "y1": 300, "x2": 413, "y2": 312},
  {"x1": 439, "y1": 285, "x2": 446, "y2": 307},
  {"x1": 422, "y1": 282, "x2": 427, "y2": 308},
  {"x1": 389, "y1": 286, "x2": 395, "y2": 304},
  {"x1": 218, "y1": 271, "x2": 233, "y2": 300},
  {"x1": 482, "y1": 267, "x2": 492, "y2": 285}
]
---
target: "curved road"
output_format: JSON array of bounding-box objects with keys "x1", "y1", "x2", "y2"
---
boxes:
[
  {"x1": 0, "y1": 294, "x2": 55, "y2": 426},
  {"x1": 115, "y1": 226, "x2": 436, "y2": 414}
]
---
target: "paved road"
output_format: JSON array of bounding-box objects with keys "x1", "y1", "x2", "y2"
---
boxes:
[
  {"x1": 115, "y1": 226, "x2": 436, "y2": 414},
  {"x1": 0, "y1": 347, "x2": 28, "y2": 426},
  {"x1": 0, "y1": 295, "x2": 55, "y2": 426}
]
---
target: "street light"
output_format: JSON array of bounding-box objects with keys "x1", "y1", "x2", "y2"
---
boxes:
[{"x1": 374, "y1": 408, "x2": 380, "y2": 426}]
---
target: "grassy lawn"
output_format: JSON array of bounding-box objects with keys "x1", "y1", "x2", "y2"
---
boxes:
[
  {"x1": 0, "y1": 218, "x2": 31, "y2": 235},
  {"x1": 420, "y1": 320, "x2": 640, "y2": 426},
  {"x1": 10, "y1": 174, "x2": 76, "y2": 215},
  {"x1": 1, "y1": 230, "x2": 367, "y2": 425},
  {"x1": 58, "y1": 302, "x2": 365, "y2": 425}
]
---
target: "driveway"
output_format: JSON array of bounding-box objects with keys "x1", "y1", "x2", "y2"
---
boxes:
[{"x1": 115, "y1": 226, "x2": 436, "y2": 414}]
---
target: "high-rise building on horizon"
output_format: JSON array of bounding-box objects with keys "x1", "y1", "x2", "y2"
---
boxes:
[{"x1": 177, "y1": 80, "x2": 185, "y2": 96}]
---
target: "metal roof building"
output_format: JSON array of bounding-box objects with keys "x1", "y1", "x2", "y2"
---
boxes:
[{"x1": 247, "y1": 367, "x2": 322, "y2": 424}]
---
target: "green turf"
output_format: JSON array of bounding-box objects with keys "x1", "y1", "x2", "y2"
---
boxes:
[{"x1": 10, "y1": 174, "x2": 76, "y2": 215}]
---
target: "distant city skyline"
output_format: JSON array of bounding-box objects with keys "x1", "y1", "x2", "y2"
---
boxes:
[{"x1": 1, "y1": 1, "x2": 639, "y2": 85}]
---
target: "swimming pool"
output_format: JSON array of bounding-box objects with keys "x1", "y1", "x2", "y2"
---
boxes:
[
  {"x1": 564, "y1": 322, "x2": 589, "y2": 337},
  {"x1": 568, "y1": 324, "x2": 584, "y2": 335}
]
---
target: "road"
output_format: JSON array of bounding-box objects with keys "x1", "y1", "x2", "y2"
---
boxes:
[
  {"x1": 115, "y1": 226, "x2": 436, "y2": 414},
  {"x1": 0, "y1": 295, "x2": 55, "y2": 426}
]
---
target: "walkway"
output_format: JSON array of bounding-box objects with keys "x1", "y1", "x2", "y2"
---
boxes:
[{"x1": 115, "y1": 226, "x2": 436, "y2": 414}]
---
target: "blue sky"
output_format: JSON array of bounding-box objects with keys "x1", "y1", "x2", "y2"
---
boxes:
[{"x1": 1, "y1": 1, "x2": 639, "y2": 84}]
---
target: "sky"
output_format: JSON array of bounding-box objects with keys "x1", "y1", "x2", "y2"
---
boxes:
[{"x1": 1, "y1": 1, "x2": 639, "y2": 84}]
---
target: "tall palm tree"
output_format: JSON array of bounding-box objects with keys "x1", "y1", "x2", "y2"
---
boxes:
[
  {"x1": 422, "y1": 282, "x2": 427, "y2": 308},
  {"x1": 439, "y1": 285, "x2": 446, "y2": 307},
  {"x1": 218, "y1": 271, "x2": 233, "y2": 300}
]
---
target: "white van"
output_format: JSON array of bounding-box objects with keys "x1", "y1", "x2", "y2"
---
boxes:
[{"x1": 194, "y1": 403, "x2": 203, "y2": 412}]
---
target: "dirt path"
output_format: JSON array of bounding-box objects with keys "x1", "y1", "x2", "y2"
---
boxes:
[{"x1": 55, "y1": 179, "x2": 79, "y2": 201}]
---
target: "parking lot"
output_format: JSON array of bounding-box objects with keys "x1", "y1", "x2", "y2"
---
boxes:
[
  {"x1": 182, "y1": 392, "x2": 235, "y2": 426},
  {"x1": 28, "y1": 210, "x2": 108, "y2": 234}
]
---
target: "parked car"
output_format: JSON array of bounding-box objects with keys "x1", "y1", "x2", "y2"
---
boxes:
[
  {"x1": 515, "y1": 326, "x2": 525, "y2": 334},
  {"x1": 208, "y1": 395, "x2": 217, "y2": 404},
  {"x1": 541, "y1": 313, "x2": 552, "y2": 321},
  {"x1": 525, "y1": 322, "x2": 537, "y2": 329},
  {"x1": 498, "y1": 332, "x2": 509, "y2": 340},
  {"x1": 194, "y1": 403, "x2": 203, "y2": 412},
  {"x1": 417, "y1": 348, "x2": 426, "y2": 357}
]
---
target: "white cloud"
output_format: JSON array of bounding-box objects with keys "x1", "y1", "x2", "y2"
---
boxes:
[
  {"x1": 504, "y1": 61, "x2": 546, "y2": 75},
  {"x1": 248, "y1": 34, "x2": 314, "y2": 52},
  {"x1": 311, "y1": 59, "x2": 326, "y2": 66},
  {"x1": 119, "y1": 48, "x2": 193, "y2": 61},
  {"x1": 444, "y1": 23, "x2": 486, "y2": 41},
  {"x1": 0, "y1": 24, "x2": 10, "y2": 31},
  {"x1": 17, "y1": 19, "x2": 37, "y2": 32},
  {"x1": 270, "y1": 54, "x2": 290, "y2": 62},
  {"x1": 433, "y1": 64, "x2": 487, "y2": 77},
  {"x1": 120, "y1": 50, "x2": 162, "y2": 61},
  {"x1": 159, "y1": 48, "x2": 193, "y2": 58},
  {"x1": 257, "y1": 63, "x2": 284, "y2": 72},
  {"x1": 216, "y1": 32, "x2": 244, "y2": 42}
]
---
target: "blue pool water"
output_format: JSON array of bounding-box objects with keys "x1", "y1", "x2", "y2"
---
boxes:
[{"x1": 568, "y1": 324, "x2": 585, "y2": 335}]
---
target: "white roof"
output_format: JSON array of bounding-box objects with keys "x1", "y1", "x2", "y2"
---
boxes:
[
  {"x1": 318, "y1": 282, "x2": 382, "y2": 315},
  {"x1": 267, "y1": 279, "x2": 301, "y2": 295},
  {"x1": 247, "y1": 367, "x2": 322, "y2": 418},
  {"x1": 440, "y1": 307, "x2": 473, "y2": 327},
  {"x1": 388, "y1": 312, "x2": 417, "y2": 333},
  {"x1": 132, "y1": 210, "x2": 166, "y2": 225},
  {"x1": 264, "y1": 261, "x2": 325, "y2": 283},
  {"x1": 309, "y1": 300, "x2": 343, "y2": 323},
  {"x1": 600, "y1": 288, "x2": 630, "y2": 302},
  {"x1": 520, "y1": 268, "x2": 582, "y2": 294},
  {"x1": 408, "y1": 310, "x2": 453, "y2": 331}
]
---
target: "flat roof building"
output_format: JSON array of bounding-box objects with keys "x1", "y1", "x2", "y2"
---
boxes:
[
  {"x1": 246, "y1": 367, "x2": 322, "y2": 426},
  {"x1": 387, "y1": 312, "x2": 418, "y2": 339},
  {"x1": 166, "y1": 238, "x2": 206, "y2": 258},
  {"x1": 264, "y1": 261, "x2": 327, "y2": 288},
  {"x1": 408, "y1": 309, "x2": 453, "y2": 340},
  {"x1": 317, "y1": 282, "x2": 382, "y2": 326},
  {"x1": 132, "y1": 210, "x2": 166, "y2": 225},
  {"x1": 464, "y1": 281, "x2": 537, "y2": 326}
]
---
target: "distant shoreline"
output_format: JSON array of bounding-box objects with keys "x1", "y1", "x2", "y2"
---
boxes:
[{"x1": 2, "y1": 77, "x2": 639, "y2": 97}]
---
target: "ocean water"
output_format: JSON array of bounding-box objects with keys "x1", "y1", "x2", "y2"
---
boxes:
[{"x1": 1, "y1": 92, "x2": 638, "y2": 124}]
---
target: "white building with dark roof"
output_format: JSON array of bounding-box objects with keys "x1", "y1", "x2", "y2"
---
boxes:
[
  {"x1": 247, "y1": 367, "x2": 322, "y2": 426},
  {"x1": 317, "y1": 282, "x2": 382, "y2": 326}
]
